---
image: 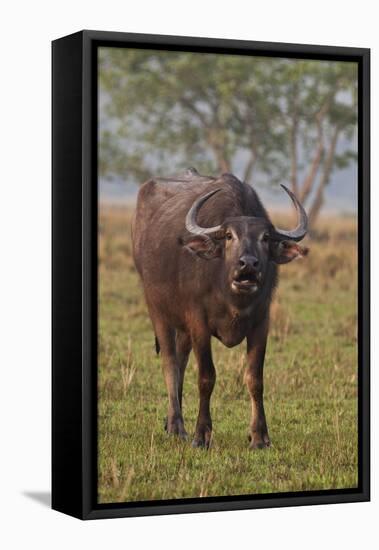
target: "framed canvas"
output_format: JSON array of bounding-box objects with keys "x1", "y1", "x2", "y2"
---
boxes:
[{"x1": 52, "y1": 30, "x2": 370, "y2": 520}]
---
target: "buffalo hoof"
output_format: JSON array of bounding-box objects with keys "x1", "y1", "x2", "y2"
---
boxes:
[
  {"x1": 164, "y1": 416, "x2": 188, "y2": 440},
  {"x1": 192, "y1": 438, "x2": 210, "y2": 449},
  {"x1": 192, "y1": 429, "x2": 212, "y2": 449},
  {"x1": 248, "y1": 433, "x2": 270, "y2": 450}
]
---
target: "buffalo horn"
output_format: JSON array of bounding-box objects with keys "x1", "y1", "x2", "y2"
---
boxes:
[
  {"x1": 273, "y1": 184, "x2": 308, "y2": 242},
  {"x1": 185, "y1": 189, "x2": 222, "y2": 236}
]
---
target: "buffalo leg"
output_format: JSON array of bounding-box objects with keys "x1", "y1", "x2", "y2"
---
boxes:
[
  {"x1": 246, "y1": 319, "x2": 270, "y2": 449},
  {"x1": 191, "y1": 333, "x2": 215, "y2": 449},
  {"x1": 175, "y1": 330, "x2": 192, "y2": 410},
  {"x1": 156, "y1": 324, "x2": 187, "y2": 439}
]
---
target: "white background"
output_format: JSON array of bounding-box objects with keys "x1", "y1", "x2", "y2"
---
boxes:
[{"x1": 0, "y1": 1, "x2": 376, "y2": 548}]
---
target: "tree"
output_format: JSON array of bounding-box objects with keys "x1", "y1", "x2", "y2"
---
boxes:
[
  {"x1": 99, "y1": 49, "x2": 357, "y2": 226},
  {"x1": 277, "y1": 60, "x2": 358, "y2": 225}
]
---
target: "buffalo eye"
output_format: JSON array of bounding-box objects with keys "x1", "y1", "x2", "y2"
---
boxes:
[
  {"x1": 225, "y1": 232, "x2": 233, "y2": 241},
  {"x1": 261, "y1": 232, "x2": 270, "y2": 242}
]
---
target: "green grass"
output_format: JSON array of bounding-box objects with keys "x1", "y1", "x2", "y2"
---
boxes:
[{"x1": 98, "y1": 207, "x2": 358, "y2": 503}]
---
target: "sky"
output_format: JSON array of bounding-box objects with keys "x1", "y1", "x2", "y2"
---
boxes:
[{"x1": 99, "y1": 157, "x2": 358, "y2": 215}]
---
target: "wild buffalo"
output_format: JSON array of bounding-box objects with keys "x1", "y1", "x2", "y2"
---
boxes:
[{"x1": 132, "y1": 168, "x2": 308, "y2": 449}]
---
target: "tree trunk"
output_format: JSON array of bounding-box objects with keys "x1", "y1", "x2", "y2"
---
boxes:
[
  {"x1": 299, "y1": 122, "x2": 324, "y2": 204},
  {"x1": 290, "y1": 82, "x2": 299, "y2": 196},
  {"x1": 307, "y1": 189, "x2": 325, "y2": 228},
  {"x1": 307, "y1": 127, "x2": 340, "y2": 228},
  {"x1": 243, "y1": 150, "x2": 257, "y2": 183},
  {"x1": 180, "y1": 98, "x2": 231, "y2": 173},
  {"x1": 298, "y1": 98, "x2": 332, "y2": 204},
  {"x1": 210, "y1": 145, "x2": 229, "y2": 173}
]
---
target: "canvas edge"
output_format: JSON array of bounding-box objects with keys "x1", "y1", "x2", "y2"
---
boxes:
[{"x1": 52, "y1": 30, "x2": 370, "y2": 521}]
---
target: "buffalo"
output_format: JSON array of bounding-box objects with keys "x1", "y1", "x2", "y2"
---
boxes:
[{"x1": 132, "y1": 168, "x2": 308, "y2": 449}]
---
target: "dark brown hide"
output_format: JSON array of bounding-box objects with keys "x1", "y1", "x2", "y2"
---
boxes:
[{"x1": 132, "y1": 169, "x2": 307, "y2": 448}]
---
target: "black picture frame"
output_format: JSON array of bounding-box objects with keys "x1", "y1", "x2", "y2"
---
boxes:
[{"x1": 52, "y1": 30, "x2": 370, "y2": 520}]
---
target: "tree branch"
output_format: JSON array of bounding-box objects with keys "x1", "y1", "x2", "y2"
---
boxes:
[
  {"x1": 243, "y1": 150, "x2": 257, "y2": 183},
  {"x1": 308, "y1": 125, "x2": 340, "y2": 227},
  {"x1": 290, "y1": 82, "x2": 300, "y2": 195},
  {"x1": 180, "y1": 97, "x2": 210, "y2": 128},
  {"x1": 298, "y1": 96, "x2": 332, "y2": 204},
  {"x1": 299, "y1": 118, "x2": 324, "y2": 204},
  {"x1": 180, "y1": 97, "x2": 230, "y2": 172}
]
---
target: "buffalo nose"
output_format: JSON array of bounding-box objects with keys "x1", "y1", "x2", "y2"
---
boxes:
[{"x1": 239, "y1": 255, "x2": 259, "y2": 269}]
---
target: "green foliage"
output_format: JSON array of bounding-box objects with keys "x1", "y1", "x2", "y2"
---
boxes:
[
  {"x1": 98, "y1": 208, "x2": 358, "y2": 503},
  {"x1": 99, "y1": 49, "x2": 358, "y2": 204}
]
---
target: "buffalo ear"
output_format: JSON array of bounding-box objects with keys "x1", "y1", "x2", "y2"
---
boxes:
[
  {"x1": 271, "y1": 240, "x2": 309, "y2": 264},
  {"x1": 180, "y1": 235, "x2": 222, "y2": 259}
]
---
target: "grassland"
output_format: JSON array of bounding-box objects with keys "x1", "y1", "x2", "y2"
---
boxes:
[{"x1": 98, "y1": 206, "x2": 358, "y2": 503}]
